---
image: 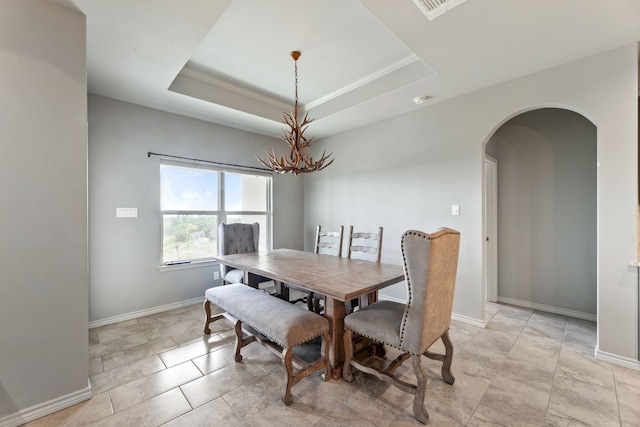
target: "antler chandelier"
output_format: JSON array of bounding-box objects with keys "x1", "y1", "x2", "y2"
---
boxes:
[{"x1": 257, "y1": 51, "x2": 334, "y2": 175}]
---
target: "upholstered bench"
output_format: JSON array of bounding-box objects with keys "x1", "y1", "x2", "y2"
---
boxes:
[{"x1": 203, "y1": 283, "x2": 331, "y2": 405}]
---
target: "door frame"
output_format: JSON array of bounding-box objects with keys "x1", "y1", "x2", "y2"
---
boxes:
[{"x1": 484, "y1": 155, "x2": 498, "y2": 303}]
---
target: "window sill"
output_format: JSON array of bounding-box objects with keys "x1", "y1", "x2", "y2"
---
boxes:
[{"x1": 157, "y1": 259, "x2": 218, "y2": 272}]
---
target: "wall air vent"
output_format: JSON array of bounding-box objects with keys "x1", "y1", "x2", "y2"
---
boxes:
[{"x1": 411, "y1": 0, "x2": 467, "y2": 21}]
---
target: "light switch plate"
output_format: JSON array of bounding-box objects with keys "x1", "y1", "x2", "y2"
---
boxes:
[
  {"x1": 451, "y1": 204, "x2": 460, "y2": 215},
  {"x1": 116, "y1": 207, "x2": 138, "y2": 218}
]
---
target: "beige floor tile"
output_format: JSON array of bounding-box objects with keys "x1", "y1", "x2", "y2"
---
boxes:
[
  {"x1": 89, "y1": 332, "x2": 149, "y2": 359},
  {"x1": 613, "y1": 366, "x2": 640, "y2": 427},
  {"x1": 343, "y1": 384, "x2": 407, "y2": 427},
  {"x1": 494, "y1": 304, "x2": 534, "y2": 321},
  {"x1": 421, "y1": 366, "x2": 489, "y2": 425},
  {"x1": 159, "y1": 332, "x2": 230, "y2": 367},
  {"x1": 548, "y1": 371, "x2": 619, "y2": 427},
  {"x1": 244, "y1": 346, "x2": 282, "y2": 372},
  {"x1": 485, "y1": 302, "x2": 503, "y2": 318},
  {"x1": 555, "y1": 347, "x2": 615, "y2": 390},
  {"x1": 486, "y1": 310, "x2": 530, "y2": 334},
  {"x1": 90, "y1": 388, "x2": 191, "y2": 427},
  {"x1": 499, "y1": 337, "x2": 559, "y2": 393},
  {"x1": 110, "y1": 361, "x2": 202, "y2": 412},
  {"x1": 472, "y1": 373, "x2": 550, "y2": 426},
  {"x1": 101, "y1": 335, "x2": 178, "y2": 371},
  {"x1": 523, "y1": 311, "x2": 567, "y2": 342},
  {"x1": 181, "y1": 361, "x2": 269, "y2": 408},
  {"x1": 96, "y1": 320, "x2": 145, "y2": 344},
  {"x1": 392, "y1": 409, "x2": 464, "y2": 427},
  {"x1": 162, "y1": 396, "x2": 243, "y2": 427},
  {"x1": 22, "y1": 392, "x2": 113, "y2": 427},
  {"x1": 467, "y1": 410, "x2": 510, "y2": 427},
  {"x1": 514, "y1": 329, "x2": 563, "y2": 362},
  {"x1": 562, "y1": 319, "x2": 596, "y2": 356},
  {"x1": 89, "y1": 331, "x2": 98, "y2": 345},
  {"x1": 32, "y1": 302, "x2": 628, "y2": 427},
  {"x1": 191, "y1": 340, "x2": 267, "y2": 375},
  {"x1": 452, "y1": 328, "x2": 516, "y2": 384},
  {"x1": 144, "y1": 313, "x2": 222, "y2": 346},
  {"x1": 89, "y1": 356, "x2": 104, "y2": 376},
  {"x1": 222, "y1": 371, "x2": 283, "y2": 419},
  {"x1": 295, "y1": 373, "x2": 367, "y2": 417},
  {"x1": 314, "y1": 402, "x2": 377, "y2": 426},
  {"x1": 90, "y1": 355, "x2": 165, "y2": 394},
  {"x1": 242, "y1": 398, "x2": 323, "y2": 427},
  {"x1": 544, "y1": 408, "x2": 598, "y2": 426},
  {"x1": 90, "y1": 319, "x2": 139, "y2": 336}
]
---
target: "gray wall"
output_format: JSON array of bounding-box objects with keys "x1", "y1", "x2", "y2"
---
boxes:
[
  {"x1": 486, "y1": 108, "x2": 597, "y2": 316},
  {"x1": 88, "y1": 95, "x2": 304, "y2": 323},
  {"x1": 0, "y1": 0, "x2": 89, "y2": 419},
  {"x1": 306, "y1": 45, "x2": 639, "y2": 361}
]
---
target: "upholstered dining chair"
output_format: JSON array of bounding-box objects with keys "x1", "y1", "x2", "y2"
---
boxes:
[
  {"x1": 342, "y1": 228, "x2": 461, "y2": 425},
  {"x1": 218, "y1": 222, "x2": 269, "y2": 288}
]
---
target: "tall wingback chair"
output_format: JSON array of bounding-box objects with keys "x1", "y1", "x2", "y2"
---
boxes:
[
  {"x1": 218, "y1": 222, "x2": 263, "y2": 286},
  {"x1": 342, "y1": 228, "x2": 461, "y2": 425}
]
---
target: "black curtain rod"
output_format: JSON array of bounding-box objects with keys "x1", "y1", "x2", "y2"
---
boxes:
[{"x1": 147, "y1": 151, "x2": 272, "y2": 173}]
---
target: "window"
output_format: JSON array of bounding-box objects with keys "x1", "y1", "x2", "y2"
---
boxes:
[{"x1": 160, "y1": 160, "x2": 272, "y2": 264}]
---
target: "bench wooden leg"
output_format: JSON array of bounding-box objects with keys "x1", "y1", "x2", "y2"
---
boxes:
[
  {"x1": 203, "y1": 300, "x2": 223, "y2": 335},
  {"x1": 232, "y1": 319, "x2": 256, "y2": 363},
  {"x1": 234, "y1": 320, "x2": 244, "y2": 362}
]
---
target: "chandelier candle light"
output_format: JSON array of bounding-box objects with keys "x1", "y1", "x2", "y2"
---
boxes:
[{"x1": 258, "y1": 51, "x2": 334, "y2": 175}]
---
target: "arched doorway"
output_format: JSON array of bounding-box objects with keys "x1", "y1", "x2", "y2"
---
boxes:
[{"x1": 484, "y1": 107, "x2": 597, "y2": 320}]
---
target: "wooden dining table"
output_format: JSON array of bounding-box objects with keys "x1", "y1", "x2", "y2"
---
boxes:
[{"x1": 213, "y1": 248, "x2": 405, "y2": 379}]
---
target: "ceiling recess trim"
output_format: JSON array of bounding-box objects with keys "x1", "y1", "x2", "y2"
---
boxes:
[
  {"x1": 411, "y1": 0, "x2": 467, "y2": 21},
  {"x1": 305, "y1": 54, "x2": 423, "y2": 110}
]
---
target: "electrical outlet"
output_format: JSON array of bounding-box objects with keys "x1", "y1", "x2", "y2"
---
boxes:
[
  {"x1": 214, "y1": 272, "x2": 220, "y2": 280},
  {"x1": 116, "y1": 207, "x2": 138, "y2": 218},
  {"x1": 451, "y1": 204, "x2": 460, "y2": 215}
]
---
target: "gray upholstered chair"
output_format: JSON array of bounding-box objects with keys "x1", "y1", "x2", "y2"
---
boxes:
[
  {"x1": 342, "y1": 228, "x2": 461, "y2": 425},
  {"x1": 218, "y1": 222, "x2": 269, "y2": 287}
]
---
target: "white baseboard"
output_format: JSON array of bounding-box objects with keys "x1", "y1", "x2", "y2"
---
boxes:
[
  {"x1": 0, "y1": 381, "x2": 91, "y2": 427},
  {"x1": 452, "y1": 312, "x2": 487, "y2": 328},
  {"x1": 595, "y1": 348, "x2": 640, "y2": 371},
  {"x1": 89, "y1": 297, "x2": 205, "y2": 329},
  {"x1": 377, "y1": 294, "x2": 405, "y2": 304},
  {"x1": 497, "y1": 296, "x2": 597, "y2": 322},
  {"x1": 378, "y1": 294, "x2": 486, "y2": 328}
]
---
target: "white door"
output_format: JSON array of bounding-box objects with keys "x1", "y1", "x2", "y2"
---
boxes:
[{"x1": 485, "y1": 156, "x2": 498, "y2": 302}]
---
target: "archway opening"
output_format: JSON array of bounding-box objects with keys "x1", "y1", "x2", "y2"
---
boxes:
[{"x1": 484, "y1": 107, "x2": 597, "y2": 321}]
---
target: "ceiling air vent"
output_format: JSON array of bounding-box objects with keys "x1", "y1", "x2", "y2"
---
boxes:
[{"x1": 411, "y1": 0, "x2": 467, "y2": 21}]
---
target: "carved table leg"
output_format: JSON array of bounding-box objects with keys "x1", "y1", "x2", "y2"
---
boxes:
[{"x1": 324, "y1": 297, "x2": 345, "y2": 380}]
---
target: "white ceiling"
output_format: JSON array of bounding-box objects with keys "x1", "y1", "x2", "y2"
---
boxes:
[{"x1": 53, "y1": 0, "x2": 640, "y2": 139}]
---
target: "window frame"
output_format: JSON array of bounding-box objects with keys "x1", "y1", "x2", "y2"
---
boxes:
[{"x1": 159, "y1": 159, "x2": 272, "y2": 267}]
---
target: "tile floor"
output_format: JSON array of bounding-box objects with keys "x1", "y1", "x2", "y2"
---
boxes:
[{"x1": 24, "y1": 297, "x2": 640, "y2": 426}]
